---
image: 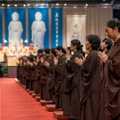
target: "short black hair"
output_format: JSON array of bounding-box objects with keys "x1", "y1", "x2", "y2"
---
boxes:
[
  {"x1": 44, "y1": 48, "x2": 50, "y2": 54},
  {"x1": 86, "y1": 34, "x2": 101, "y2": 50},
  {"x1": 29, "y1": 55, "x2": 35, "y2": 62},
  {"x1": 51, "y1": 48, "x2": 57, "y2": 56},
  {"x1": 37, "y1": 49, "x2": 43, "y2": 53},
  {"x1": 102, "y1": 38, "x2": 113, "y2": 50},
  {"x1": 106, "y1": 18, "x2": 120, "y2": 32},
  {"x1": 56, "y1": 46, "x2": 66, "y2": 54}
]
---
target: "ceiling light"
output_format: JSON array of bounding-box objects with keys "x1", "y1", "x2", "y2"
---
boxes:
[
  {"x1": 7, "y1": 4, "x2": 10, "y2": 7},
  {"x1": 46, "y1": 4, "x2": 49, "y2": 7},
  {"x1": 23, "y1": 4, "x2": 26, "y2": 7},
  {"x1": 56, "y1": 3, "x2": 59, "y2": 6},
  {"x1": 36, "y1": 4, "x2": 39, "y2": 7},
  {"x1": 64, "y1": 3, "x2": 67, "y2": 6},
  {"x1": 2, "y1": 3, "x2": 4, "y2": 6},
  {"x1": 85, "y1": 4, "x2": 88, "y2": 7},
  {"x1": 74, "y1": 4, "x2": 77, "y2": 8},
  {"x1": 14, "y1": 4, "x2": 17, "y2": 7},
  {"x1": 27, "y1": 3, "x2": 30, "y2": 6}
]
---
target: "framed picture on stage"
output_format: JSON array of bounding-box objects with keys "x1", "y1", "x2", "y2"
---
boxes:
[
  {"x1": 5, "y1": 8, "x2": 26, "y2": 46},
  {"x1": 66, "y1": 15, "x2": 86, "y2": 49},
  {"x1": 28, "y1": 8, "x2": 49, "y2": 50}
]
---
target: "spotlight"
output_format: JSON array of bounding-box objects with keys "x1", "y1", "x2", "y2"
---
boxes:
[
  {"x1": 14, "y1": 4, "x2": 17, "y2": 7},
  {"x1": 23, "y1": 4, "x2": 26, "y2": 7},
  {"x1": 36, "y1": 4, "x2": 39, "y2": 7},
  {"x1": 2, "y1": 3, "x2": 4, "y2": 6},
  {"x1": 46, "y1": 4, "x2": 49, "y2": 7},
  {"x1": 64, "y1": 3, "x2": 67, "y2": 6},
  {"x1": 85, "y1": 3, "x2": 88, "y2": 7},
  {"x1": 7, "y1": 4, "x2": 10, "y2": 7},
  {"x1": 74, "y1": 4, "x2": 77, "y2": 8},
  {"x1": 27, "y1": 3, "x2": 30, "y2": 6},
  {"x1": 56, "y1": 3, "x2": 59, "y2": 6}
]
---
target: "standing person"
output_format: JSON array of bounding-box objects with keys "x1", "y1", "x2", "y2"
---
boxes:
[
  {"x1": 98, "y1": 18, "x2": 120, "y2": 120},
  {"x1": 49, "y1": 48, "x2": 57, "y2": 102},
  {"x1": 63, "y1": 39, "x2": 83, "y2": 120},
  {"x1": 31, "y1": 12, "x2": 46, "y2": 50},
  {"x1": 54, "y1": 46, "x2": 66, "y2": 109},
  {"x1": 66, "y1": 47, "x2": 71, "y2": 60},
  {"x1": 75, "y1": 34, "x2": 102, "y2": 120},
  {"x1": 43, "y1": 48, "x2": 53, "y2": 101},
  {"x1": 101, "y1": 38, "x2": 113, "y2": 54}
]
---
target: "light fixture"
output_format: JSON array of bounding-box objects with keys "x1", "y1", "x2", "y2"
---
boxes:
[
  {"x1": 7, "y1": 4, "x2": 10, "y2": 7},
  {"x1": 36, "y1": 4, "x2": 39, "y2": 7},
  {"x1": 46, "y1": 4, "x2": 49, "y2": 7},
  {"x1": 56, "y1": 3, "x2": 59, "y2": 6},
  {"x1": 27, "y1": 3, "x2": 30, "y2": 6},
  {"x1": 74, "y1": 4, "x2": 77, "y2": 8},
  {"x1": 64, "y1": 3, "x2": 67, "y2": 6},
  {"x1": 23, "y1": 4, "x2": 26, "y2": 7},
  {"x1": 85, "y1": 3, "x2": 88, "y2": 7},
  {"x1": 14, "y1": 4, "x2": 17, "y2": 7},
  {"x1": 2, "y1": 3, "x2": 4, "y2": 6}
]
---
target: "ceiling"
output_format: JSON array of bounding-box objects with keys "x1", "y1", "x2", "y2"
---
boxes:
[{"x1": 0, "y1": 0, "x2": 119, "y2": 4}]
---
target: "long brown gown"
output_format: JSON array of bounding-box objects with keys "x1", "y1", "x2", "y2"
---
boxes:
[
  {"x1": 63, "y1": 50, "x2": 83, "y2": 120},
  {"x1": 54, "y1": 54, "x2": 66, "y2": 109},
  {"x1": 100, "y1": 39, "x2": 120, "y2": 120},
  {"x1": 80, "y1": 50, "x2": 102, "y2": 120}
]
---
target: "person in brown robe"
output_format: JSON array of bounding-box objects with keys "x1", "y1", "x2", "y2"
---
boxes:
[
  {"x1": 54, "y1": 46, "x2": 66, "y2": 109},
  {"x1": 43, "y1": 48, "x2": 54, "y2": 101},
  {"x1": 100, "y1": 38, "x2": 113, "y2": 54},
  {"x1": 63, "y1": 39, "x2": 83, "y2": 120},
  {"x1": 75, "y1": 34, "x2": 102, "y2": 120},
  {"x1": 49, "y1": 48, "x2": 57, "y2": 102},
  {"x1": 39, "y1": 54, "x2": 46, "y2": 99},
  {"x1": 35, "y1": 49, "x2": 44, "y2": 95},
  {"x1": 98, "y1": 18, "x2": 120, "y2": 120}
]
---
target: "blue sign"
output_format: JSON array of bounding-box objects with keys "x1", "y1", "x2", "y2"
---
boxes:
[
  {"x1": 0, "y1": 9, "x2": 2, "y2": 44},
  {"x1": 51, "y1": 8, "x2": 63, "y2": 48},
  {"x1": 28, "y1": 8, "x2": 49, "y2": 49},
  {"x1": 5, "y1": 8, "x2": 26, "y2": 46}
]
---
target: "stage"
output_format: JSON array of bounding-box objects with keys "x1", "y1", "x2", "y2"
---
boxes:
[{"x1": 0, "y1": 45, "x2": 36, "y2": 66}]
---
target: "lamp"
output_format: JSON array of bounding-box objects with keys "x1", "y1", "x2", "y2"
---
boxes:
[
  {"x1": 24, "y1": 39, "x2": 28, "y2": 46},
  {"x1": 3, "y1": 39, "x2": 7, "y2": 46}
]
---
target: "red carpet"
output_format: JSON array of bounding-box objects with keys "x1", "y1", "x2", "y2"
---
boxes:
[{"x1": 0, "y1": 78, "x2": 56, "y2": 120}]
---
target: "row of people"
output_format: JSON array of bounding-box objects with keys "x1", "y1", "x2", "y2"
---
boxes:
[{"x1": 17, "y1": 18, "x2": 120, "y2": 120}]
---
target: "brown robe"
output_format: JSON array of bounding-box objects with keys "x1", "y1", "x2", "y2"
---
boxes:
[
  {"x1": 43, "y1": 56, "x2": 54, "y2": 101},
  {"x1": 36, "y1": 54, "x2": 44, "y2": 95},
  {"x1": 54, "y1": 54, "x2": 66, "y2": 109},
  {"x1": 80, "y1": 50, "x2": 101, "y2": 120},
  {"x1": 31, "y1": 62, "x2": 38, "y2": 92},
  {"x1": 49, "y1": 57, "x2": 57, "y2": 103},
  {"x1": 63, "y1": 50, "x2": 83, "y2": 119},
  {"x1": 100, "y1": 39, "x2": 120, "y2": 120}
]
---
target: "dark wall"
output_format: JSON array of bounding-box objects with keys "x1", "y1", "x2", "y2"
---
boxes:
[{"x1": 113, "y1": 9, "x2": 120, "y2": 20}]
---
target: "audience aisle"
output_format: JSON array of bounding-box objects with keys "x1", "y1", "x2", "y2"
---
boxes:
[{"x1": 0, "y1": 78, "x2": 56, "y2": 120}]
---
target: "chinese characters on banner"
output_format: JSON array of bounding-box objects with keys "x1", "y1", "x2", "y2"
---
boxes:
[{"x1": 51, "y1": 8, "x2": 63, "y2": 48}]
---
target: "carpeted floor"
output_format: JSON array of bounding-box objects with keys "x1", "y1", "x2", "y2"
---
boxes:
[{"x1": 0, "y1": 78, "x2": 56, "y2": 120}]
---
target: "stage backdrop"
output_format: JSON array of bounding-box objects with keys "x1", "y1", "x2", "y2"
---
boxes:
[
  {"x1": 5, "y1": 8, "x2": 26, "y2": 46},
  {"x1": 51, "y1": 8, "x2": 63, "y2": 48},
  {"x1": 0, "y1": 9, "x2": 2, "y2": 44},
  {"x1": 66, "y1": 15, "x2": 86, "y2": 48},
  {"x1": 28, "y1": 8, "x2": 49, "y2": 49}
]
